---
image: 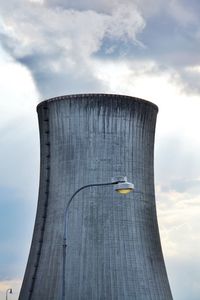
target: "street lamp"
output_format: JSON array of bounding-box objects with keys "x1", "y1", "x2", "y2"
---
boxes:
[
  {"x1": 112, "y1": 176, "x2": 134, "y2": 194},
  {"x1": 62, "y1": 176, "x2": 134, "y2": 300},
  {"x1": 6, "y1": 288, "x2": 12, "y2": 300}
]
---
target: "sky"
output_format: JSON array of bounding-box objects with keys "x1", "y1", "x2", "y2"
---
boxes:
[{"x1": 0, "y1": 0, "x2": 200, "y2": 299}]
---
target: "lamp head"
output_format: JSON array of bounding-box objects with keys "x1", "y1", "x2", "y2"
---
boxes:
[
  {"x1": 112, "y1": 176, "x2": 134, "y2": 195},
  {"x1": 114, "y1": 181, "x2": 134, "y2": 194}
]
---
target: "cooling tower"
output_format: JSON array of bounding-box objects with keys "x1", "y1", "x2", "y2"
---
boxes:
[{"x1": 19, "y1": 94, "x2": 172, "y2": 300}]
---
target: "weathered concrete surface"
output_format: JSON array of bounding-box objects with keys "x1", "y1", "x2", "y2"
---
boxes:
[{"x1": 19, "y1": 94, "x2": 172, "y2": 300}]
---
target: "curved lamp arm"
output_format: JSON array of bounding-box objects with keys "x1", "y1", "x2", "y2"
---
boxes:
[
  {"x1": 61, "y1": 177, "x2": 134, "y2": 300},
  {"x1": 63, "y1": 182, "x2": 114, "y2": 249},
  {"x1": 62, "y1": 181, "x2": 114, "y2": 300}
]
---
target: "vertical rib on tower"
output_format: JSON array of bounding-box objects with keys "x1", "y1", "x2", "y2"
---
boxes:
[{"x1": 20, "y1": 94, "x2": 172, "y2": 300}]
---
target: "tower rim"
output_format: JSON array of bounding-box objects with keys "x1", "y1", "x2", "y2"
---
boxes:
[{"x1": 36, "y1": 93, "x2": 158, "y2": 112}]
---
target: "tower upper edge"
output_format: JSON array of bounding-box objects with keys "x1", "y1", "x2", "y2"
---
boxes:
[{"x1": 36, "y1": 93, "x2": 158, "y2": 112}]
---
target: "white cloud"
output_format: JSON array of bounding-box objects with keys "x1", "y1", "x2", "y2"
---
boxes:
[
  {"x1": 157, "y1": 188, "x2": 200, "y2": 257},
  {"x1": 0, "y1": 48, "x2": 39, "y2": 198},
  {"x1": 0, "y1": 2, "x2": 144, "y2": 58},
  {"x1": 0, "y1": 1, "x2": 145, "y2": 97},
  {"x1": 156, "y1": 187, "x2": 200, "y2": 299}
]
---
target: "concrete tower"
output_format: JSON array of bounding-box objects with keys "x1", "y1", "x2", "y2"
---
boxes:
[{"x1": 19, "y1": 94, "x2": 172, "y2": 300}]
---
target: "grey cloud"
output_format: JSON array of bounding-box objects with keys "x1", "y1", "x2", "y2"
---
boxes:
[
  {"x1": 170, "y1": 178, "x2": 200, "y2": 194},
  {"x1": 178, "y1": 68, "x2": 200, "y2": 94},
  {"x1": 138, "y1": 0, "x2": 200, "y2": 93},
  {"x1": 44, "y1": 0, "x2": 164, "y2": 17},
  {"x1": 1, "y1": 0, "x2": 200, "y2": 97},
  {"x1": 18, "y1": 53, "x2": 107, "y2": 98},
  {"x1": 0, "y1": 0, "x2": 145, "y2": 98},
  {"x1": 161, "y1": 179, "x2": 200, "y2": 195},
  {"x1": 44, "y1": 0, "x2": 115, "y2": 13}
]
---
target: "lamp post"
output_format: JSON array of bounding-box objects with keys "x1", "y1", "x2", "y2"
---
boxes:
[
  {"x1": 6, "y1": 289, "x2": 12, "y2": 300},
  {"x1": 62, "y1": 176, "x2": 134, "y2": 300}
]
